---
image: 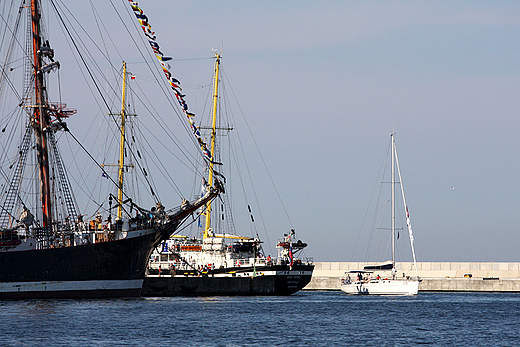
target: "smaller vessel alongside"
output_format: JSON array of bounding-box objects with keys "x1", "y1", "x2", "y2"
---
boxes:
[
  {"x1": 142, "y1": 55, "x2": 314, "y2": 296},
  {"x1": 341, "y1": 134, "x2": 420, "y2": 296},
  {"x1": 143, "y1": 229, "x2": 314, "y2": 296}
]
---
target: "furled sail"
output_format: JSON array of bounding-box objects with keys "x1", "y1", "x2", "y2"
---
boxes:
[{"x1": 395, "y1": 144, "x2": 419, "y2": 278}]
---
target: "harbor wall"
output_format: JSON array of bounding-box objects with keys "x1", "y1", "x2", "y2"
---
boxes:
[{"x1": 304, "y1": 262, "x2": 520, "y2": 292}]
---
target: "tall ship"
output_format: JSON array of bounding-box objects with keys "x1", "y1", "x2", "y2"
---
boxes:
[
  {"x1": 0, "y1": 1, "x2": 220, "y2": 298},
  {"x1": 142, "y1": 54, "x2": 314, "y2": 296}
]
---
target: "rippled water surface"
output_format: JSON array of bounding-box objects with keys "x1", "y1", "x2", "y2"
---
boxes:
[{"x1": 1, "y1": 291, "x2": 519, "y2": 346}]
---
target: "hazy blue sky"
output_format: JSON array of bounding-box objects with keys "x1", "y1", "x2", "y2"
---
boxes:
[
  {"x1": 143, "y1": 1, "x2": 520, "y2": 262},
  {"x1": 4, "y1": 1, "x2": 520, "y2": 262}
]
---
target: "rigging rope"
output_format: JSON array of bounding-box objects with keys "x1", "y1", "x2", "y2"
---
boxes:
[
  {"x1": 125, "y1": 0, "x2": 214, "y2": 165},
  {"x1": 48, "y1": 0, "x2": 182, "y2": 207}
]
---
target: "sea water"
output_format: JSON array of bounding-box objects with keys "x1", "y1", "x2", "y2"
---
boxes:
[{"x1": 1, "y1": 291, "x2": 519, "y2": 346}]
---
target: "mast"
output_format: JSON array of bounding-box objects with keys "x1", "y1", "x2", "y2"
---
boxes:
[
  {"x1": 117, "y1": 62, "x2": 128, "y2": 220},
  {"x1": 203, "y1": 53, "x2": 220, "y2": 239},
  {"x1": 391, "y1": 133, "x2": 395, "y2": 266},
  {"x1": 31, "y1": 0, "x2": 53, "y2": 228}
]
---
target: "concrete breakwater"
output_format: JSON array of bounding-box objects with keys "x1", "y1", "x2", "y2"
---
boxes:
[{"x1": 304, "y1": 262, "x2": 520, "y2": 292}]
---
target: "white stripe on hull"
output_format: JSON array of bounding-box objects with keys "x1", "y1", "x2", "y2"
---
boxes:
[
  {"x1": 0, "y1": 279, "x2": 143, "y2": 293},
  {"x1": 341, "y1": 280, "x2": 419, "y2": 295}
]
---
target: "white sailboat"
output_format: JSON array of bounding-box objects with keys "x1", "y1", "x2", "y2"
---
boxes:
[{"x1": 341, "y1": 133, "x2": 420, "y2": 295}]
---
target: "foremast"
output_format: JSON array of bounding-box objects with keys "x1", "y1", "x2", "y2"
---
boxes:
[{"x1": 203, "y1": 53, "x2": 221, "y2": 239}]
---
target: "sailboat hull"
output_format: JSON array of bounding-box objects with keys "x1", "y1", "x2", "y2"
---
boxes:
[
  {"x1": 0, "y1": 230, "x2": 161, "y2": 299},
  {"x1": 341, "y1": 280, "x2": 419, "y2": 295}
]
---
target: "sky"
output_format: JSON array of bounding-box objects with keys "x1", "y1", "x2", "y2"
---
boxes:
[{"x1": 3, "y1": 1, "x2": 520, "y2": 262}]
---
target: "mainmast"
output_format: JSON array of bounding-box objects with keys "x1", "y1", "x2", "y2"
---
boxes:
[
  {"x1": 31, "y1": 0, "x2": 53, "y2": 228},
  {"x1": 203, "y1": 53, "x2": 221, "y2": 239},
  {"x1": 117, "y1": 62, "x2": 128, "y2": 220},
  {"x1": 391, "y1": 133, "x2": 395, "y2": 266}
]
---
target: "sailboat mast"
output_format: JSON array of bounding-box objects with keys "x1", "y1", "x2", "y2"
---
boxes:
[
  {"x1": 31, "y1": 0, "x2": 53, "y2": 228},
  {"x1": 391, "y1": 133, "x2": 395, "y2": 265},
  {"x1": 204, "y1": 53, "x2": 221, "y2": 239},
  {"x1": 117, "y1": 62, "x2": 128, "y2": 220}
]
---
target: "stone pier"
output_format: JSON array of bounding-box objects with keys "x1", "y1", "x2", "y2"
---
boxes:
[{"x1": 304, "y1": 262, "x2": 520, "y2": 292}]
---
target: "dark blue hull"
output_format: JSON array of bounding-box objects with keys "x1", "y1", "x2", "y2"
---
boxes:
[{"x1": 142, "y1": 264, "x2": 314, "y2": 296}]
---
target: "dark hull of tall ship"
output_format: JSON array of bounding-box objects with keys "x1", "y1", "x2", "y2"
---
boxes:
[
  {"x1": 142, "y1": 263, "x2": 314, "y2": 296},
  {"x1": 0, "y1": 232, "x2": 160, "y2": 299}
]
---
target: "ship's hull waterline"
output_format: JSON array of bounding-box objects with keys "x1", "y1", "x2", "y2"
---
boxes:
[{"x1": 0, "y1": 230, "x2": 160, "y2": 299}]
